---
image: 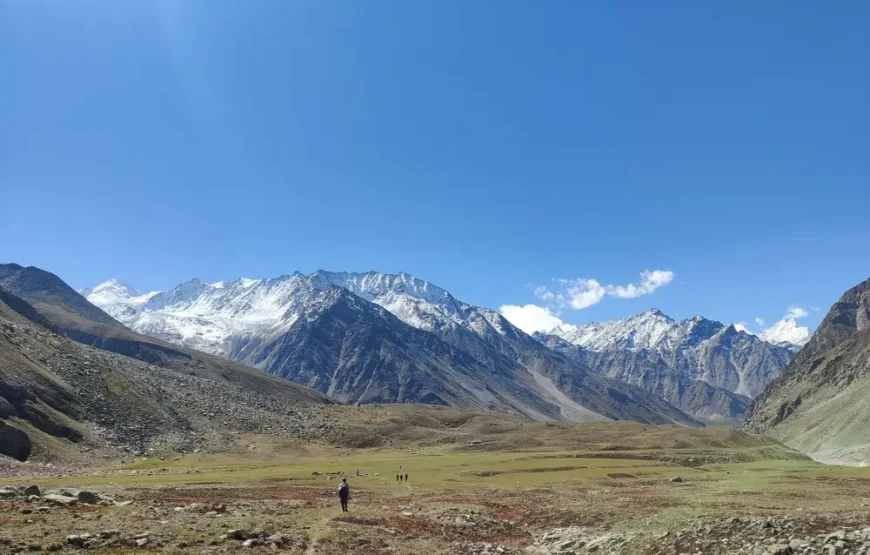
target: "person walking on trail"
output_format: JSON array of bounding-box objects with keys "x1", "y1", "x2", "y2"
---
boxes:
[
  {"x1": 396, "y1": 473, "x2": 400, "y2": 482},
  {"x1": 404, "y1": 473, "x2": 408, "y2": 482},
  {"x1": 338, "y1": 478, "x2": 350, "y2": 512}
]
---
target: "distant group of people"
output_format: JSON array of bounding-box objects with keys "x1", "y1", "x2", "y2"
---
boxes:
[{"x1": 336, "y1": 472, "x2": 410, "y2": 512}]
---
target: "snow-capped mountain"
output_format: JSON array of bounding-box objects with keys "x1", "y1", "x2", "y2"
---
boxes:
[
  {"x1": 548, "y1": 309, "x2": 723, "y2": 354},
  {"x1": 79, "y1": 271, "x2": 508, "y2": 357},
  {"x1": 535, "y1": 309, "x2": 795, "y2": 421},
  {"x1": 759, "y1": 318, "x2": 811, "y2": 349},
  {"x1": 80, "y1": 271, "x2": 699, "y2": 426},
  {"x1": 77, "y1": 279, "x2": 159, "y2": 322}
]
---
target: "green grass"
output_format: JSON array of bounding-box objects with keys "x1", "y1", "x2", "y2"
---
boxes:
[{"x1": 6, "y1": 438, "x2": 870, "y2": 554}]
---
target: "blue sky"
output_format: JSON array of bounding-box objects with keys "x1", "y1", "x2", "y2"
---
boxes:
[{"x1": 1, "y1": 1, "x2": 868, "y2": 335}]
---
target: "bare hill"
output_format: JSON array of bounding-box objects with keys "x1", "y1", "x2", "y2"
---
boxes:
[{"x1": 745, "y1": 278, "x2": 870, "y2": 463}]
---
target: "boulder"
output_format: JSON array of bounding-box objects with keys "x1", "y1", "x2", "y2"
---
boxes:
[
  {"x1": 76, "y1": 490, "x2": 100, "y2": 504},
  {"x1": 0, "y1": 488, "x2": 16, "y2": 499},
  {"x1": 44, "y1": 494, "x2": 77, "y2": 506},
  {"x1": 228, "y1": 530, "x2": 250, "y2": 540},
  {"x1": 24, "y1": 485, "x2": 41, "y2": 497},
  {"x1": 66, "y1": 534, "x2": 92, "y2": 547}
]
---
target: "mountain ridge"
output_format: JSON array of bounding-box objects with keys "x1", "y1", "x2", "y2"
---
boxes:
[
  {"x1": 0, "y1": 276, "x2": 332, "y2": 462},
  {"x1": 535, "y1": 308, "x2": 794, "y2": 421},
  {"x1": 80, "y1": 269, "x2": 700, "y2": 426}
]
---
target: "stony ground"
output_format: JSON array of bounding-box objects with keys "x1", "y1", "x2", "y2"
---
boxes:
[{"x1": 2, "y1": 442, "x2": 870, "y2": 555}]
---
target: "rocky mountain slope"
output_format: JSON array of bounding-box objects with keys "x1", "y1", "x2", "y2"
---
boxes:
[
  {"x1": 80, "y1": 270, "x2": 699, "y2": 426},
  {"x1": 744, "y1": 278, "x2": 870, "y2": 464},
  {"x1": 535, "y1": 309, "x2": 793, "y2": 422},
  {"x1": 0, "y1": 264, "x2": 326, "y2": 404},
  {"x1": 0, "y1": 264, "x2": 335, "y2": 461}
]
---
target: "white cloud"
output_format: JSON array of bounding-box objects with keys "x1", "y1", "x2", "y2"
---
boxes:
[
  {"x1": 499, "y1": 304, "x2": 565, "y2": 334},
  {"x1": 755, "y1": 317, "x2": 765, "y2": 327},
  {"x1": 534, "y1": 270, "x2": 674, "y2": 311},
  {"x1": 607, "y1": 270, "x2": 675, "y2": 299},
  {"x1": 533, "y1": 286, "x2": 555, "y2": 301},
  {"x1": 785, "y1": 306, "x2": 808, "y2": 320},
  {"x1": 534, "y1": 279, "x2": 606, "y2": 310}
]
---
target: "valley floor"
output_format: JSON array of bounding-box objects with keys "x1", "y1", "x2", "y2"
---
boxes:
[{"x1": 2, "y1": 426, "x2": 870, "y2": 554}]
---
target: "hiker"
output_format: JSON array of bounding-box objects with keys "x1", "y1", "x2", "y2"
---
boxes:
[
  {"x1": 337, "y1": 478, "x2": 350, "y2": 512},
  {"x1": 396, "y1": 473, "x2": 400, "y2": 482},
  {"x1": 404, "y1": 473, "x2": 408, "y2": 482}
]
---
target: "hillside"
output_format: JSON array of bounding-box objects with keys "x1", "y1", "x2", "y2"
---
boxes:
[
  {"x1": 0, "y1": 264, "x2": 328, "y2": 402},
  {"x1": 744, "y1": 278, "x2": 870, "y2": 464},
  {"x1": 0, "y1": 271, "x2": 331, "y2": 462}
]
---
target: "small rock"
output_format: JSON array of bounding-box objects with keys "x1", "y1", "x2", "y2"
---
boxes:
[
  {"x1": 0, "y1": 488, "x2": 18, "y2": 499},
  {"x1": 135, "y1": 538, "x2": 148, "y2": 547},
  {"x1": 669, "y1": 476, "x2": 684, "y2": 483},
  {"x1": 66, "y1": 535, "x2": 89, "y2": 547}
]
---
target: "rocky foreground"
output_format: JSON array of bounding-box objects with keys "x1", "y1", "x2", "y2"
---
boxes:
[{"x1": 2, "y1": 478, "x2": 870, "y2": 555}]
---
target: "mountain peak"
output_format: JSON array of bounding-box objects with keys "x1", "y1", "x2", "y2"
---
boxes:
[
  {"x1": 759, "y1": 318, "x2": 811, "y2": 348},
  {"x1": 82, "y1": 279, "x2": 142, "y2": 303},
  {"x1": 637, "y1": 308, "x2": 674, "y2": 322}
]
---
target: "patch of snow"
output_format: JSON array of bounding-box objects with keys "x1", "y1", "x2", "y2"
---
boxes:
[{"x1": 759, "y1": 318, "x2": 810, "y2": 348}]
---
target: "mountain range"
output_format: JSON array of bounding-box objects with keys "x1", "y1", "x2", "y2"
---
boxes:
[
  {"x1": 80, "y1": 271, "x2": 794, "y2": 423},
  {"x1": 534, "y1": 310, "x2": 795, "y2": 422},
  {"x1": 745, "y1": 277, "x2": 870, "y2": 465},
  {"x1": 77, "y1": 271, "x2": 703, "y2": 425}
]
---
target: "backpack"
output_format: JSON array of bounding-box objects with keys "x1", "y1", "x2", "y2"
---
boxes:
[{"x1": 338, "y1": 482, "x2": 349, "y2": 496}]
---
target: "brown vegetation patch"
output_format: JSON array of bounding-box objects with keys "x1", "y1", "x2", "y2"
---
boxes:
[
  {"x1": 333, "y1": 516, "x2": 387, "y2": 526},
  {"x1": 130, "y1": 484, "x2": 332, "y2": 503},
  {"x1": 473, "y1": 465, "x2": 588, "y2": 477}
]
